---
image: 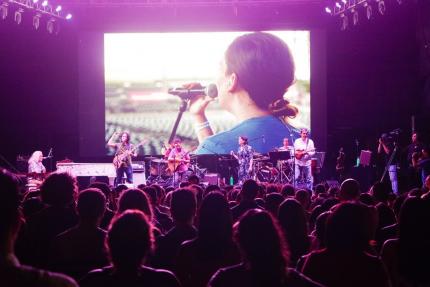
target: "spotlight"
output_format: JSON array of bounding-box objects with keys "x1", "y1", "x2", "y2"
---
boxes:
[
  {"x1": 65, "y1": 13, "x2": 72, "y2": 20},
  {"x1": 55, "y1": 5, "x2": 61, "y2": 12},
  {"x1": 32, "y1": 14, "x2": 41, "y2": 30},
  {"x1": 41, "y1": 0, "x2": 48, "y2": 7},
  {"x1": 0, "y1": 3, "x2": 8, "y2": 20},
  {"x1": 46, "y1": 18, "x2": 55, "y2": 34},
  {"x1": 325, "y1": 7, "x2": 332, "y2": 14},
  {"x1": 365, "y1": 4, "x2": 372, "y2": 20},
  {"x1": 378, "y1": 0, "x2": 386, "y2": 15},
  {"x1": 32, "y1": 0, "x2": 38, "y2": 3},
  {"x1": 336, "y1": 2, "x2": 341, "y2": 9},
  {"x1": 14, "y1": 9, "x2": 23, "y2": 25},
  {"x1": 352, "y1": 9, "x2": 359, "y2": 26},
  {"x1": 342, "y1": 0, "x2": 347, "y2": 4},
  {"x1": 341, "y1": 14, "x2": 349, "y2": 31}
]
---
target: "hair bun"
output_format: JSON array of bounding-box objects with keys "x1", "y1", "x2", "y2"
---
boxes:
[{"x1": 269, "y1": 99, "x2": 298, "y2": 118}]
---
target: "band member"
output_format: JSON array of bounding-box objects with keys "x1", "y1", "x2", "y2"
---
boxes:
[
  {"x1": 108, "y1": 131, "x2": 137, "y2": 186},
  {"x1": 293, "y1": 128, "x2": 315, "y2": 189},
  {"x1": 231, "y1": 136, "x2": 254, "y2": 184},
  {"x1": 28, "y1": 150, "x2": 46, "y2": 174},
  {"x1": 278, "y1": 138, "x2": 294, "y2": 155},
  {"x1": 378, "y1": 134, "x2": 399, "y2": 195},
  {"x1": 405, "y1": 132, "x2": 424, "y2": 188},
  {"x1": 167, "y1": 138, "x2": 191, "y2": 185}
]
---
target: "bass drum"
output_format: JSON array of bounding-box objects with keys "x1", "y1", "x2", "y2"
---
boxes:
[
  {"x1": 149, "y1": 159, "x2": 171, "y2": 176},
  {"x1": 256, "y1": 166, "x2": 279, "y2": 183}
]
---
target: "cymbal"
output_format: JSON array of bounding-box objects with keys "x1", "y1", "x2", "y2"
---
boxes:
[
  {"x1": 253, "y1": 156, "x2": 270, "y2": 161},
  {"x1": 144, "y1": 156, "x2": 157, "y2": 160}
]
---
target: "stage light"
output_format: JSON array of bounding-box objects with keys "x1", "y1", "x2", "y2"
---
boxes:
[
  {"x1": 341, "y1": 14, "x2": 348, "y2": 31},
  {"x1": 33, "y1": 14, "x2": 40, "y2": 30},
  {"x1": 33, "y1": 0, "x2": 38, "y2": 3},
  {"x1": 352, "y1": 9, "x2": 359, "y2": 26},
  {"x1": 378, "y1": 0, "x2": 386, "y2": 15},
  {"x1": 55, "y1": 5, "x2": 61, "y2": 12},
  {"x1": 46, "y1": 18, "x2": 55, "y2": 34},
  {"x1": 0, "y1": 3, "x2": 8, "y2": 20},
  {"x1": 325, "y1": 7, "x2": 332, "y2": 14},
  {"x1": 341, "y1": 0, "x2": 347, "y2": 4},
  {"x1": 65, "y1": 13, "x2": 72, "y2": 20},
  {"x1": 365, "y1": 3, "x2": 372, "y2": 20},
  {"x1": 335, "y1": 2, "x2": 341, "y2": 9},
  {"x1": 14, "y1": 8, "x2": 22, "y2": 24},
  {"x1": 41, "y1": 0, "x2": 48, "y2": 7}
]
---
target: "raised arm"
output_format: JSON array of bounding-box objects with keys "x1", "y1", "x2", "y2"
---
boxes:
[{"x1": 107, "y1": 132, "x2": 119, "y2": 148}]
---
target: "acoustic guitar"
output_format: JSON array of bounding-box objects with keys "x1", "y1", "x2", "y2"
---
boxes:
[
  {"x1": 167, "y1": 147, "x2": 197, "y2": 173},
  {"x1": 113, "y1": 140, "x2": 147, "y2": 169}
]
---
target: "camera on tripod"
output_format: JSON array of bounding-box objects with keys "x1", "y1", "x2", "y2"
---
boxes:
[{"x1": 380, "y1": 129, "x2": 402, "y2": 145}]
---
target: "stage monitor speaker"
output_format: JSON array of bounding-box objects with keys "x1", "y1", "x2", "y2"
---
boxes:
[{"x1": 133, "y1": 171, "x2": 146, "y2": 186}]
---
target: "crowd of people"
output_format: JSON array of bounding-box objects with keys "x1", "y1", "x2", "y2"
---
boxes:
[{"x1": 2, "y1": 166, "x2": 430, "y2": 287}]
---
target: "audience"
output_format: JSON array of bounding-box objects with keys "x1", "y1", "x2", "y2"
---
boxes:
[
  {"x1": 208, "y1": 209, "x2": 323, "y2": 287},
  {"x1": 302, "y1": 202, "x2": 390, "y2": 287},
  {"x1": 0, "y1": 169, "x2": 78, "y2": 287},
  {"x1": 176, "y1": 192, "x2": 241, "y2": 287},
  {"x1": 48, "y1": 188, "x2": 109, "y2": 280},
  {"x1": 2, "y1": 151, "x2": 430, "y2": 287},
  {"x1": 151, "y1": 188, "x2": 197, "y2": 271},
  {"x1": 80, "y1": 210, "x2": 180, "y2": 287}
]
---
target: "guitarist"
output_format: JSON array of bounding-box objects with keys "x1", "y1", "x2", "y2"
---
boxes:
[
  {"x1": 167, "y1": 138, "x2": 191, "y2": 185},
  {"x1": 108, "y1": 131, "x2": 137, "y2": 186},
  {"x1": 293, "y1": 128, "x2": 315, "y2": 189}
]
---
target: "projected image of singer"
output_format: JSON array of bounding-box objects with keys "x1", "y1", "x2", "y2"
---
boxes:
[{"x1": 186, "y1": 32, "x2": 301, "y2": 155}]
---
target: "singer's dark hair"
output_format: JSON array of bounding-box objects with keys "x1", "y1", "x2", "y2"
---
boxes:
[
  {"x1": 225, "y1": 32, "x2": 298, "y2": 119},
  {"x1": 239, "y1": 136, "x2": 248, "y2": 145}
]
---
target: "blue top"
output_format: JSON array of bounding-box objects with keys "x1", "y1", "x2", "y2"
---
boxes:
[{"x1": 196, "y1": 115, "x2": 301, "y2": 155}]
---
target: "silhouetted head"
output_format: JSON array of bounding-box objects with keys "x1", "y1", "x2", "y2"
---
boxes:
[
  {"x1": 171, "y1": 188, "x2": 196, "y2": 224},
  {"x1": 235, "y1": 209, "x2": 290, "y2": 280},
  {"x1": 40, "y1": 173, "x2": 77, "y2": 207},
  {"x1": 0, "y1": 169, "x2": 21, "y2": 242},
  {"x1": 197, "y1": 192, "x2": 232, "y2": 243},
  {"x1": 107, "y1": 210, "x2": 153, "y2": 270},
  {"x1": 339, "y1": 178, "x2": 360, "y2": 201},
  {"x1": 77, "y1": 188, "x2": 106, "y2": 223},
  {"x1": 326, "y1": 202, "x2": 371, "y2": 252},
  {"x1": 118, "y1": 189, "x2": 153, "y2": 221},
  {"x1": 241, "y1": 179, "x2": 259, "y2": 201}
]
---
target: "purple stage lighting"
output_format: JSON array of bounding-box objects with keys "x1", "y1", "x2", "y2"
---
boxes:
[
  {"x1": 41, "y1": 0, "x2": 48, "y2": 7},
  {"x1": 65, "y1": 13, "x2": 72, "y2": 20},
  {"x1": 325, "y1": 7, "x2": 332, "y2": 14},
  {"x1": 55, "y1": 5, "x2": 61, "y2": 12}
]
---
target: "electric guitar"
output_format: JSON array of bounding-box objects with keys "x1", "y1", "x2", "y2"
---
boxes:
[
  {"x1": 295, "y1": 148, "x2": 316, "y2": 160},
  {"x1": 113, "y1": 140, "x2": 147, "y2": 169}
]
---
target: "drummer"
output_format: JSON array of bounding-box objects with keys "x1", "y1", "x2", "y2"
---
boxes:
[
  {"x1": 276, "y1": 137, "x2": 294, "y2": 171},
  {"x1": 278, "y1": 138, "x2": 294, "y2": 156}
]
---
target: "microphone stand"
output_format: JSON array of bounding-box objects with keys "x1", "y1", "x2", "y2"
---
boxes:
[
  {"x1": 47, "y1": 148, "x2": 53, "y2": 172},
  {"x1": 168, "y1": 99, "x2": 188, "y2": 144},
  {"x1": 290, "y1": 133, "x2": 296, "y2": 189}
]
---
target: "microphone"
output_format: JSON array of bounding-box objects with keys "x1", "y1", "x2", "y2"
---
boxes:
[{"x1": 168, "y1": 83, "x2": 218, "y2": 100}]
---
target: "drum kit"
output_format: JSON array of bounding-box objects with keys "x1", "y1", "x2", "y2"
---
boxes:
[
  {"x1": 252, "y1": 151, "x2": 295, "y2": 184},
  {"x1": 146, "y1": 155, "x2": 206, "y2": 186}
]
